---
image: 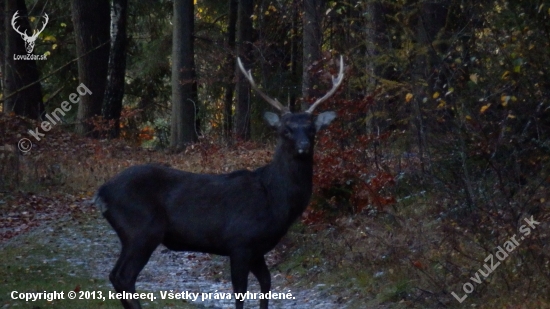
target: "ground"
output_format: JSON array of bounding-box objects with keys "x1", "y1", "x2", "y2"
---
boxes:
[{"x1": 0, "y1": 205, "x2": 356, "y2": 309}]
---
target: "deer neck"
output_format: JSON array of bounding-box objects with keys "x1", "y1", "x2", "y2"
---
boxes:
[{"x1": 261, "y1": 141, "x2": 314, "y2": 221}]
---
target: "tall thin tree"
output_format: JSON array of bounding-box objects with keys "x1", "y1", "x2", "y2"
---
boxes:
[
  {"x1": 222, "y1": 0, "x2": 238, "y2": 140},
  {"x1": 102, "y1": 0, "x2": 128, "y2": 138},
  {"x1": 235, "y1": 0, "x2": 253, "y2": 140},
  {"x1": 71, "y1": 0, "x2": 110, "y2": 135},
  {"x1": 289, "y1": 0, "x2": 300, "y2": 112},
  {"x1": 170, "y1": 0, "x2": 198, "y2": 149},
  {"x1": 411, "y1": 2, "x2": 449, "y2": 176},
  {"x1": 302, "y1": 0, "x2": 325, "y2": 110},
  {"x1": 0, "y1": 0, "x2": 5, "y2": 99},
  {"x1": 364, "y1": 1, "x2": 387, "y2": 137}
]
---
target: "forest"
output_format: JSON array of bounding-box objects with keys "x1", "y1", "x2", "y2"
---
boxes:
[{"x1": 1, "y1": 0, "x2": 549, "y2": 308}]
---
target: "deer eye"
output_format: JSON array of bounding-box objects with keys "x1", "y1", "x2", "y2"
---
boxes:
[{"x1": 283, "y1": 127, "x2": 293, "y2": 137}]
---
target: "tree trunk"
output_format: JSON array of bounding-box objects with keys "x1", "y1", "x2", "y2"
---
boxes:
[
  {"x1": 411, "y1": 2, "x2": 449, "y2": 175},
  {"x1": 365, "y1": 1, "x2": 386, "y2": 90},
  {"x1": 3, "y1": 0, "x2": 44, "y2": 119},
  {"x1": 71, "y1": 0, "x2": 110, "y2": 135},
  {"x1": 289, "y1": 0, "x2": 299, "y2": 112},
  {"x1": 102, "y1": 0, "x2": 128, "y2": 138},
  {"x1": 302, "y1": 0, "x2": 324, "y2": 110},
  {"x1": 0, "y1": 0, "x2": 5, "y2": 99},
  {"x1": 170, "y1": 0, "x2": 198, "y2": 149},
  {"x1": 222, "y1": 0, "x2": 238, "y2": 140},
  {"x1": 364, "y1": 1, "x2": 387, "y2": 137},
  {"x1": 235, "y1": 0, "x2": 253, "y2": 140}
]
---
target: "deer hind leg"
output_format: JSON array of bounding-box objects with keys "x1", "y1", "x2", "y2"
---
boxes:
[{"x1": 109, "y1": 227, "x2": 163, "y2": 309}]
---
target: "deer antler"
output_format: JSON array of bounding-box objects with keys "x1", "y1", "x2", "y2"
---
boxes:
[
  {"x1": 11, "y1": 11, "x2": 29, "y2": 38},
  {"x1": 305, "y1": 56, "x2": 345, "y2": 114},
  {"x1": 237, "y1": 57, "x2": 290, "y2": 114},
  {"x1": 31, "y1": 13, "x2": 48, "y2": 39}
]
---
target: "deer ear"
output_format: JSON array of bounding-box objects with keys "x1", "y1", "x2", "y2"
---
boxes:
[
  {"x1": 264, "y1": 112, "x2": 280, "y2": 128},
  {"x1": 315, "y1": 111, "x2": 336, "y2": 132}
]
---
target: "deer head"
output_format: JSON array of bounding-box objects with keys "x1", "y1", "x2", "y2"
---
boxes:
[
  {"x1": 237, "y1": 56, "x2": 344, "y2": 155},
  {"x1": 11, "y1": 11, "x2": 49, "y2": 54}
]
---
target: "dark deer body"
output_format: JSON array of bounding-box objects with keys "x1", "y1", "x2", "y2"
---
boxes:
[{"x1": 95, "y1": 57, "x2": 344, "y2": 309}]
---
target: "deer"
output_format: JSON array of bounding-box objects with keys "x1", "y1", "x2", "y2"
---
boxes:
[
  {"x1": 94, "y1": 56, "x2": 345, "y2": 309},
  {"x1": 11, "y1": 10, "x2": 49, "y2": 54}
]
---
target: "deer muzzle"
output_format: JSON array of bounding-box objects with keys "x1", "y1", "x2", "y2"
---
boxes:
[{"x1": 296, "y1": 140, "x2": 311, "y2": 154}]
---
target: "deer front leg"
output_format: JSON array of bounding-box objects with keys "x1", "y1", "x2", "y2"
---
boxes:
[{"x1": 230, "y1": 251, "x2": 252, "y2": 309}]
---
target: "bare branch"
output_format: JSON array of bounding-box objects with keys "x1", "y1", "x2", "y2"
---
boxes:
[
  {"x1": 237, "y1": 57, "x2": 290, "y2": 114},
  {"x1": 305, "y1": 56, "x2": 345, "y2": 114}
]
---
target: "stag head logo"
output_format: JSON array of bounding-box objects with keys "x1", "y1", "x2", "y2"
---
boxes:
[{"x1": 11, "y1": 11, "x2": 49, "y2": 54}]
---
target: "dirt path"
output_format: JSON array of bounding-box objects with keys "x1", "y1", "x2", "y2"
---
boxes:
[{"x1": 16, "y1": 212, "x2": 353, "y2": 309}]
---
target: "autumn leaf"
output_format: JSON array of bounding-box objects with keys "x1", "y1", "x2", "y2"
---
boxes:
[
  {"x1": 43, "y1": 35, "x2": 56, "y2": 42},
  {"x1": 412, "y1": 260, "x2": 424, "y2": 269},
  {"x1": 501, "y1": 95, "x2": 511, "y2": 107},
  {"x1": 432, "y1": 92, "x2": 440, "y2": 99},
  {"x1": 405, "y1": 93, "x2": 413, "y2": 103},
  {"x1": 480, "y1": 104, "x2": 491, "y2": 114},
  {"x1": 470, "y1": 74, "x2": 479, "y2": 84}
]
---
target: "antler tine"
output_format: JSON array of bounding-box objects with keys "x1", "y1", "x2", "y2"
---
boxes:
[
  {"x1": 305, "y1": 56, "x2": 345, "y2": 114},
  {"x1": 237, "y1": 57, "x2": 289, "y2": 114}
]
